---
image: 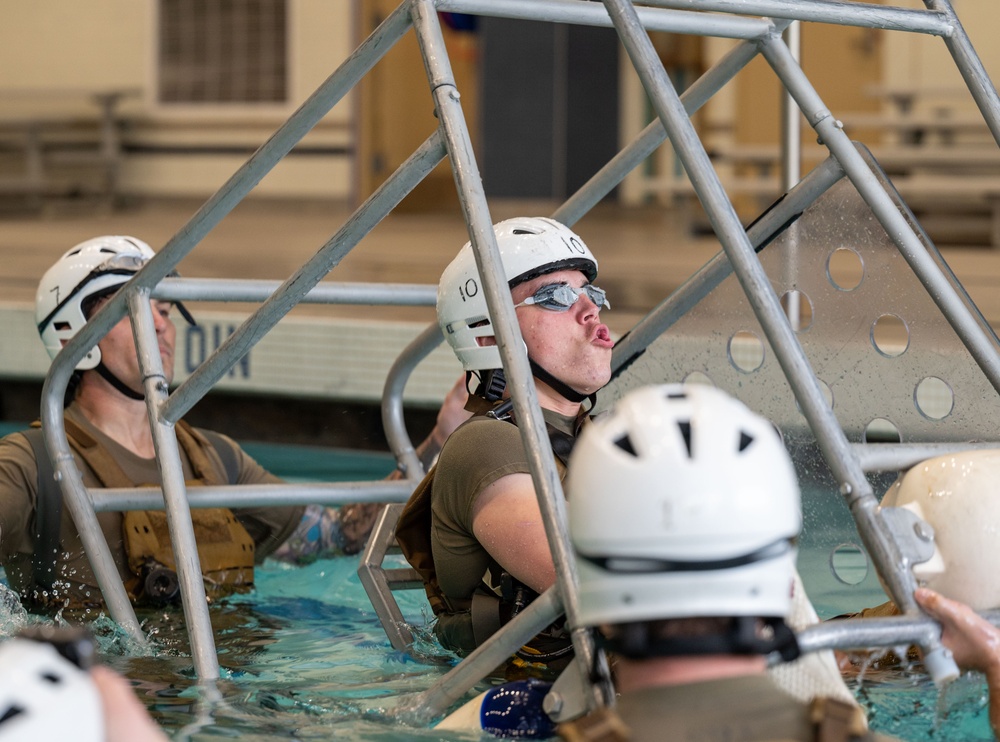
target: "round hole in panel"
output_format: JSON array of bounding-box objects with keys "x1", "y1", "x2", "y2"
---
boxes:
[
  {"x1": 915, "y1": 376, "x2": 954, "y2": 420},
  {"x1": 827, "y1": 247, "x2": 864, "y2": 291},
  {"x1": 780, "y1": 290, "x2": 813, "y2": 332},
  {"x1": 830, "y1": 543, "x2": 870, "y2": 585},
  {"x1": 870, "y1": 314, "x2": 909, "y2": 358},
  {"x1": 682, "y1": 371, "x2": 715, "y2": 387},
  {"x1": 864, "y1": 418, "x2": 901, "y2": 443},
  {"x1": 728, "y1": 331, "x2": 765, "y2": 373}
]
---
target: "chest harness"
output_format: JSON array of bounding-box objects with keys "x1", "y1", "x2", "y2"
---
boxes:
[
  {"x1": 23, "y1": 417, "x2": 255, "y2": 607},
  {"x1": 396, "y1": 399, "x2": 585, "y2": 675}
]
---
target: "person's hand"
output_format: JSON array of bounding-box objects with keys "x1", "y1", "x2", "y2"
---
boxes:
[
  {"x1": 916, "y1": 587, "x2": 1000, "y2": 738},
  {"x1": 915, "y1": 587, "x2": 1000, "y2": 677},
  {"x1": 91, "y1": 665, "x2": 169, "y2": 742}
]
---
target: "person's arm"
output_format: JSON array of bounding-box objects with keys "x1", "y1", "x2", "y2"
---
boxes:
[
  {"x1": 914, "y1": 587, "x2": 1000, "y2": 737},
  {"x1": 91, "y1": 665, "x2": 170, "y2": 742},
  {"x1": 471, "y1": 472, "x2": 556, "y2": 594}
]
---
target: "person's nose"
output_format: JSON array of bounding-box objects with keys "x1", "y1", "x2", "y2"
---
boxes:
[
  {"x1": 575, "y1": 293, "x2": 600, "y2": 322},
  {"x1": 151, "y1": 302, "x2": 170, "y2": 333}
]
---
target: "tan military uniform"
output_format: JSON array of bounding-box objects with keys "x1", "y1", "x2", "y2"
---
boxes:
[{"x1": 0, "y1": 403, "x2": 304, "y2": 610}]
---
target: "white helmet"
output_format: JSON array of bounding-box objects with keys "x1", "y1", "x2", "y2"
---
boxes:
[
  {"x1": 35, "y1": 236, "x2": 156, "y2": 370},
  {"x1": 568, "y1": 384, "x2": 801, "y2": 628},
  {"x1": 437, "y1": 217, "x2": 598, "y2": 372},
  {"x1": 0, "y1": 638, "x2": 103, "y2": 742},
  {"x1": 881, "y1": 449, "x2": 1000, "y2": 610}
]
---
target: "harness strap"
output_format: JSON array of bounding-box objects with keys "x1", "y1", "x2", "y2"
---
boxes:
[
  {"x1": 22, "y1": 426, "x2": 60, "y2": 591},
  {"x1": 471, "y1": 591, "x2": 503, "y2": 647},
  {"x1": 26, "y1": 415, "x2": 240, "y2": 594},
  {"x1": 199, "y1": 430, "x2": 240, "y2": 486}
]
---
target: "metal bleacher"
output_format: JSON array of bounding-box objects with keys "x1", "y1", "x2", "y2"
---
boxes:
[{"x1": 36, "y1": 0, "x2": 1000, "y2": 726}]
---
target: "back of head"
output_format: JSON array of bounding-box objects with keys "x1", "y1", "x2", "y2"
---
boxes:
[
  {"x1": 35, "y1": 236, "x2": 155, "y2": 370},
  {"x1": 436, "y1": 216, "x2": 598, "y2": 374},
  {"x1": 882, "y1": 449, "x2": 1000, "y2": 610},
  {"x1": 0, "y1": 637, "x2": 103, "y2": 742},
  {"x1": 567, "y1": 384, "x2": 801, "y2": 657}
]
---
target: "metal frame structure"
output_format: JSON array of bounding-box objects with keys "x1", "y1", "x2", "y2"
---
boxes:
[{"x1": 35, "y1": 0, "x2": 1000, "y2": 723}]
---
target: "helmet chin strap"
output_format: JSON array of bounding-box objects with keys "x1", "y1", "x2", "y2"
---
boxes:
[
  {"x1": 528, "y1": 358, "x2": 593, "y2": 405},
  {"x1": 95, "y1": 363, "x2": 145, "y2": 401},
  {"x1": 476, "y1": 361, "x2": 596, "y2": 408}
]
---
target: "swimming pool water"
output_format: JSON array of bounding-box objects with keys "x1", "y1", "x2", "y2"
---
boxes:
[{"x1": 0, "y1": 424, "x2": 993, "y2": 739}]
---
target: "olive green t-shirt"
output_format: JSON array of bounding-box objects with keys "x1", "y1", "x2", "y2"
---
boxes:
[
  {"x1": 429, "y1": 408, "x2": 578, "y2": 606},
  {"x1": 613, "y1": 675, "x2": 898, "y2": 741},
  {"x1": 0, "y1": 403, "x2": 304, "y2": 608}
]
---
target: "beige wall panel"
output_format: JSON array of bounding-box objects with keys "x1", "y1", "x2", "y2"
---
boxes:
[
  {"x1": 120, "y1": 154, "x2": 352, "y2": 199},
  {"x1": 883, "y1": 1, "x2": 1000, "y2": 113},
  {"x1": 0, "y1": 0, "x2": 147, "y2": 91},
  {"x1": 0, "y1": 1, "x2": 356, "y2": 199}
]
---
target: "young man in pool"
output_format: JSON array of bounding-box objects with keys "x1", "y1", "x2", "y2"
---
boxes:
[
  {"x1": 559, "y1": 383, "x2": 1000, "y2": 741},
  {"x1": 560, "y1": 384, "x2": 888, "y2": 740},
  {"x1": 0, "y1": 235, "x2": 467, "y2": 612},
  {"x1": 397, "y1": 216, "x2": 614, "y2": 671}
]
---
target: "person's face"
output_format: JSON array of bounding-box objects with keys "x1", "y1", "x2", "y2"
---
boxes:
[
  {"x1": 512, "y1": 269, "x2": 613, "y2": 402},
  {"x1": 94, "y1": 297, "x2": 177, "y2": 387}
]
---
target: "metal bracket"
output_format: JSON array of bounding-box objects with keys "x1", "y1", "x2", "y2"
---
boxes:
[
  {"x1": 357, "y1": 503, "x2": 425, "y2": 652},
  {"x1": 878, "y1": 505, "x2": 937, "y2": 574}
]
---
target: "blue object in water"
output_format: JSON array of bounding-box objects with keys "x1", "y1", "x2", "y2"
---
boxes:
[{"x1": 480, "y1": 678, "x2": 556, "y2": 739}]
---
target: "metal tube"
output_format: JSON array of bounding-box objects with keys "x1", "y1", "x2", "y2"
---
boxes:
[
  {"x1": 758, "y1": 32, "x2": 960, "y2": 684},
  {"x1": 382, "y1": 323, "x2": 445, "y2": 479},
  {"x1": 48, "y1": 3, "x2": 415, "y2": 382},
  {"x1": 853, "y1": 442, "x2": 1000, "y2": 473},
  {"x1": 399, "y1": 588, "x2": 563, "y2": 723},
  {"x1": 128, "y1": 289, "x2": 220, "y2": 680},
  {"x1": 554, "y1": 19, "x2": 791, "y2": 226},
  {"x1": 39, "y1": 372, "x2": 146, "y2": 646},
  {"x1": 161, "y1": 130, "x2": 448, "y2": 425},
  {"x1": 923, "y1": 0, "x2": 1000, "y2": 148},
  {"x1": 412, "y1": 0, "x2": 607, "y2": 709},
  {"x1": 611, "y1": 154, "x2": 845, "y2": 376},
  {"x1": 761, "y1": 39, "x2": 1000, "y2": 415},
  {"x1": 437, "y1": 0, "x2": 773, "y2": 39},
  {"x1": 638, "y1": 0, "x2": 953, "y2": 36},
  {"x1": 153, "y1": 278, "x2": 437, "y2": 306},
  {"x1": 795, "y1": 610, "x2": 1000, "y2": 655},
  {"x1": 90, "y1": 481, "x2": 415, "y2": 513},
  {"x1": 604, "y1": 1, "x2": 856, "y2": 525}
]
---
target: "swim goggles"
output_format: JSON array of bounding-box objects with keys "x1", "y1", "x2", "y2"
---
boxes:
[{"x1": 514, "y1": 283, "x2": 610, "y2": 312}]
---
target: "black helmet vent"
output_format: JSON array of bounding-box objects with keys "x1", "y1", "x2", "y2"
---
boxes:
[
  {"x1": 677, "y1": 421, "x2": 693, "y2": 458},
  {"x1": 613, "y1": 434, "x2": 637, "y2": 457},
  {"x1": 739, "y1": 431, "x2": 754, "y2": 452},
  {"x1": 512, "y1": 228, "x2": 541, "y2": 235}
]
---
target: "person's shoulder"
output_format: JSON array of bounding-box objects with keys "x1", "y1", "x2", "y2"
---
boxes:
[
  {"x1": 0, "y1": 428, "x2": 37, "y2": 457},
  {"x1": 441, "y1": 415, "x2": 521, "y2": 454}
]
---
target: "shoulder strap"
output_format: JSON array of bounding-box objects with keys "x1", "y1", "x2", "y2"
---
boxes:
[
  {"x1": 21, "y1": 425, "x2": 62, "y2": 591},
  {"x1": 395, "y1": 464, "x2": 453, "y2": 616},
  {"x1": 189, "y1": 427, "x2": 239, "y2": 485}
]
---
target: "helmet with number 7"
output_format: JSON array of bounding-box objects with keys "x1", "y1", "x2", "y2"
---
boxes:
[
  {"x1": 568, "y1": 383, "x2": 801, "y2": 629},
  {"x1": 436, "y1": 217, "x2": 598, "y2": 373},
  {"x1": 35, "y1": 236, "x2": 157, "y2": 371}
]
